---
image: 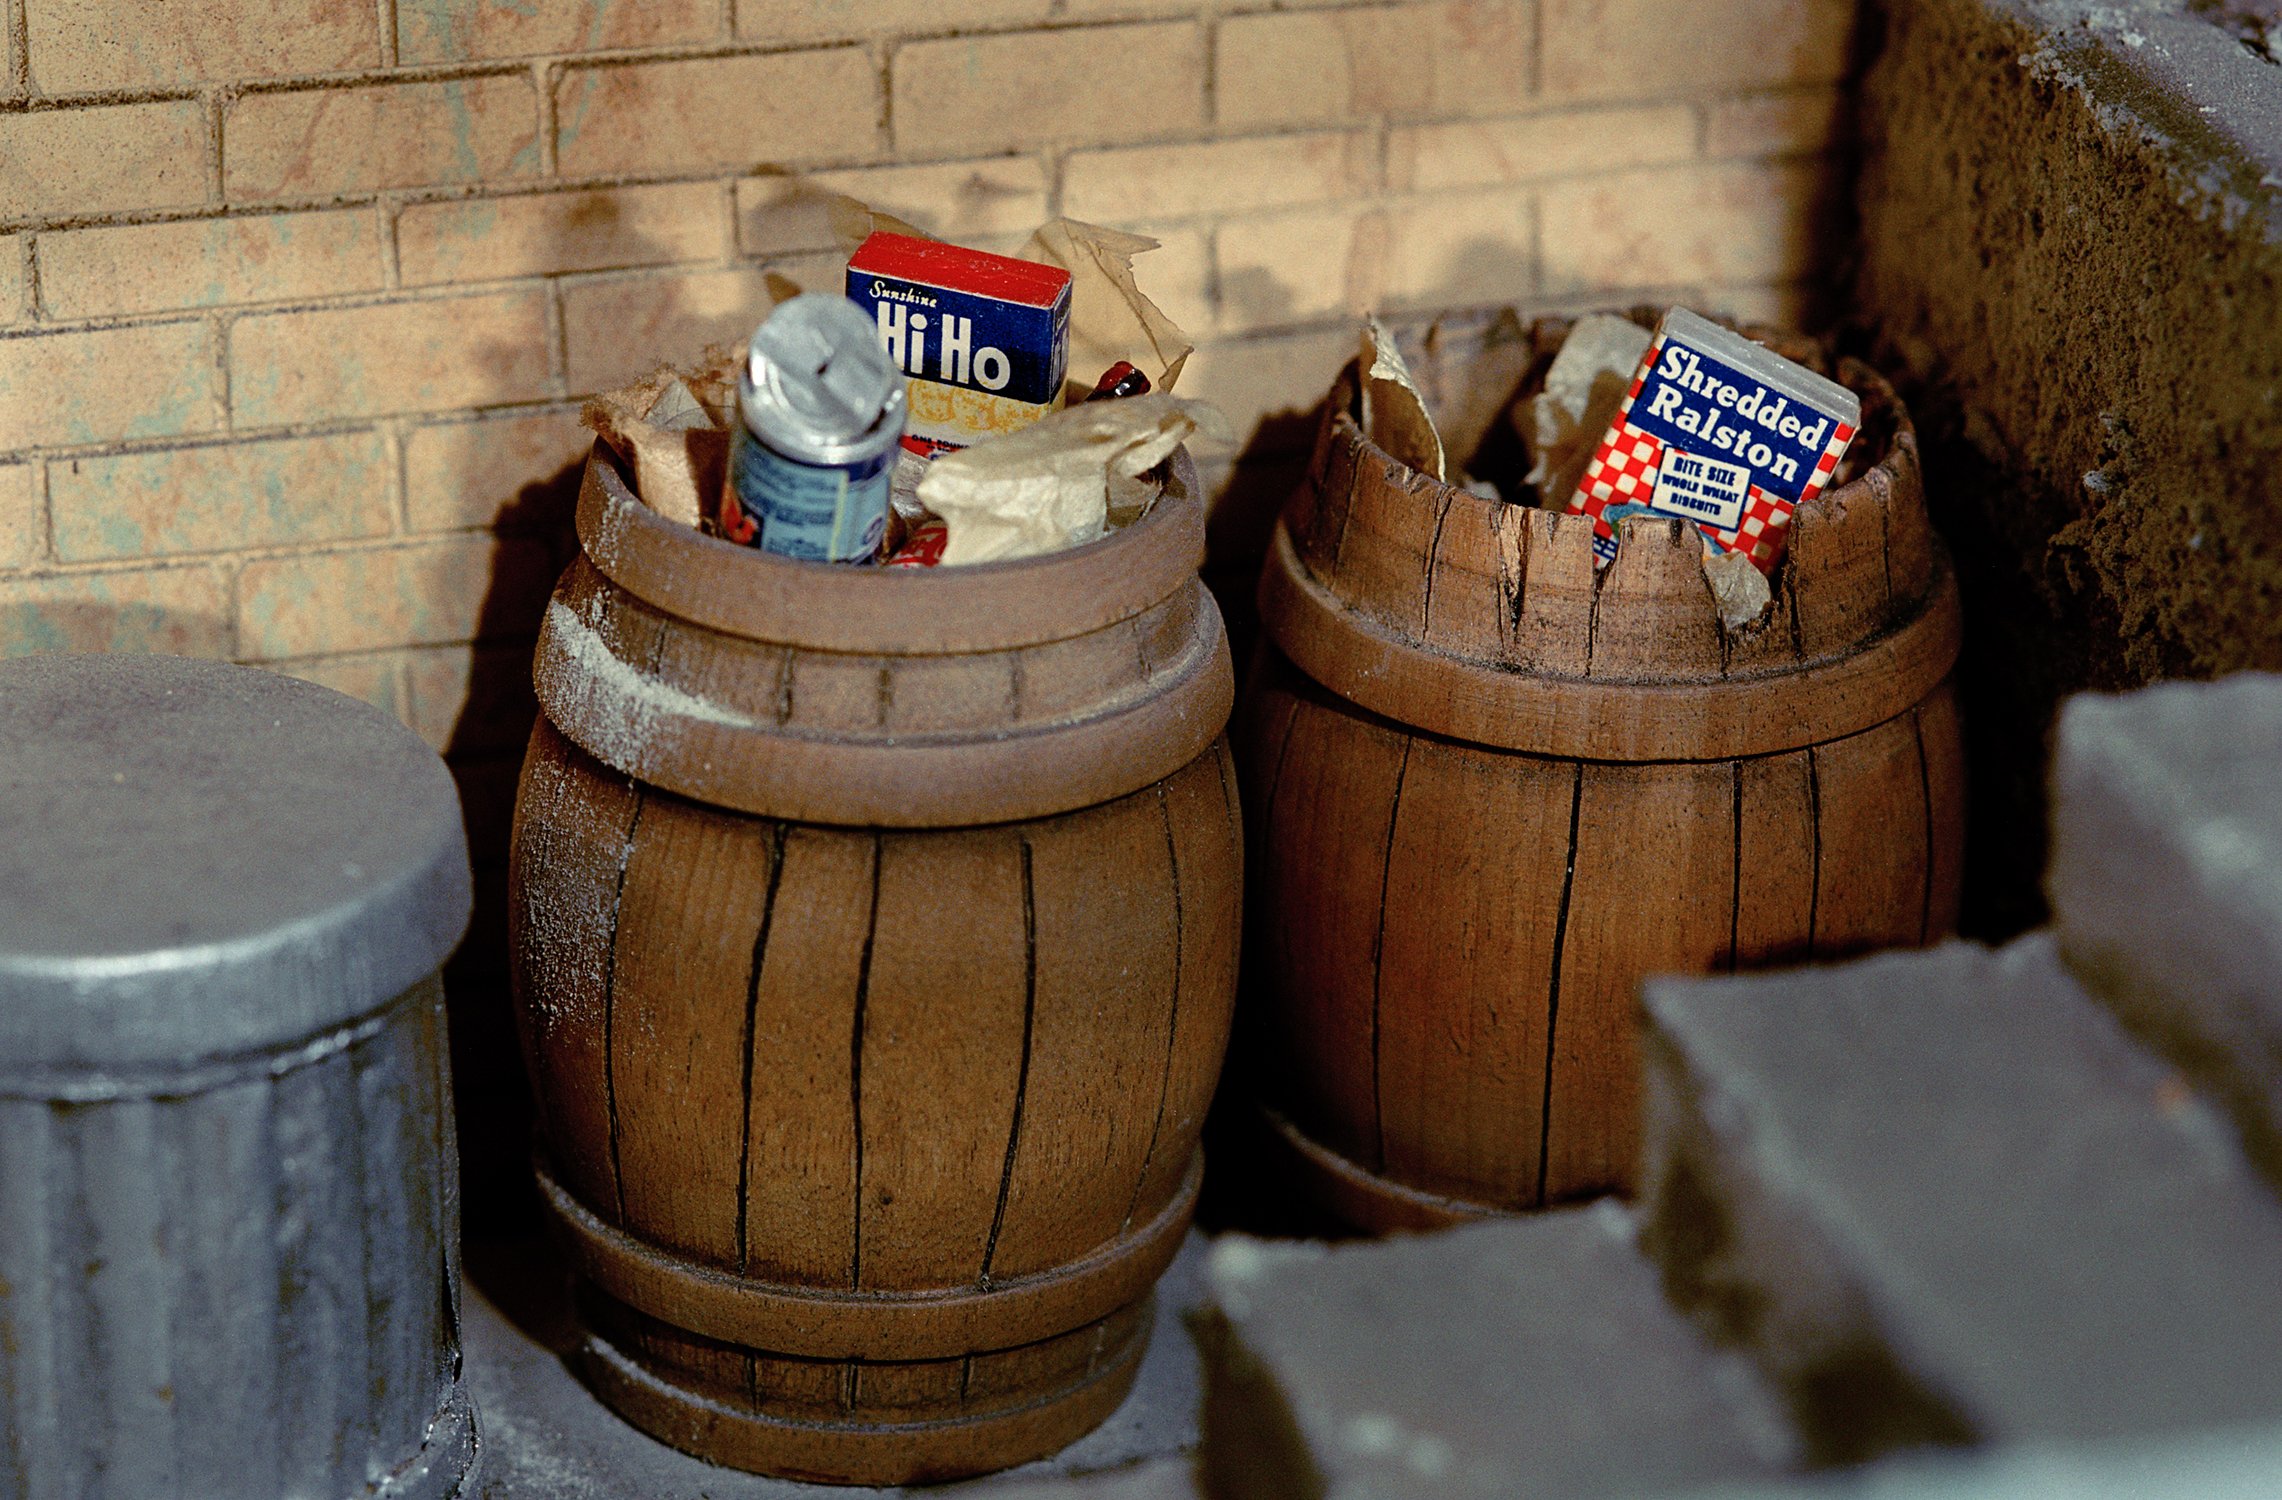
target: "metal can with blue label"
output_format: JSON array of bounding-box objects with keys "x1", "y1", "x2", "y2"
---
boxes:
[{"x1": 727, "y1": 294, "x2": 908, "y2": 563}]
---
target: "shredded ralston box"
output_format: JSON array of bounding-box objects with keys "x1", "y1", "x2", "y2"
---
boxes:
[{"x1": 1567, "y1": 307, "x2": 1860, "y2": 574}]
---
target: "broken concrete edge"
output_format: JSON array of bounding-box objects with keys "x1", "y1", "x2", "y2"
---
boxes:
[
  {"x1": 1636, "y1": 976, "x2": 1984, "y2": 1468},
  {"x1": 1644, "y1": 1418, "x2": 2282, "y2": 1500},
  {"x1": 1995, "y1": 0, "x2": 2282, "y2": 240},
  {"x1": 1194, "y1": 1206, "x2": 1800, "y2": 1499},
  {"x1": 2049, "y1": 678, "x2": 2282, "y2": 1191}
]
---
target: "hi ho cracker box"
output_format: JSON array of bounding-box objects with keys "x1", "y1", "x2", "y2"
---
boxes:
[
  {"x1": 845, "y1": 232, "x2": 1072, "y2": 458},
  {"x1": 1567, "y1": 307, "x2": 1860, "y2": 574}
]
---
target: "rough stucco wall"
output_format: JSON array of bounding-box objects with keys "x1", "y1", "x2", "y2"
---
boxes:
[{"x1": 1853, "y1": 0, "x2": 2282, "y2": 935}]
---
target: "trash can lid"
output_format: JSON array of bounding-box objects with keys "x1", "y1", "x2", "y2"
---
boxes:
[{"x1": 0, "y1": 654, "x2": 473, "y2": 1074}]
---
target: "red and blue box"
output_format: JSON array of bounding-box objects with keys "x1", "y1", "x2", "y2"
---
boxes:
[
  {"x1": 1567, "y1": 307, "x2": 1860, "y2": 574},
  {"x1": 845, "y1": 231, "x2": 1072, "y2": 457}
]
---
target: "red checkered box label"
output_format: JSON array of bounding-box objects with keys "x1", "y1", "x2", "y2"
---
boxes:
[{"x1": 1566, "y1": 314, "x2": 1858, "y2": 575}]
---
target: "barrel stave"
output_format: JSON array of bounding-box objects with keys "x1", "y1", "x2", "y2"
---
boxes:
[
  {"x1": 989, "y1": 794, "x2": 1182, "y2": 1281},
  {"x1": 1376, "y1": 734, "x2": 1571, "y2": 1207},
  {"x1": 1813, "y1": 710, "x2": 1938, "y2": 956},
  {"x1": 1544, "y1": 760, "x2": 1738, "y2": 1201},
  {"x1": 1736, "y1": 750, "x2": 1820, "y2": 970},
  {"x1": 743, "y1": 825, "x2": 869, "y2": 1288},
  {"x1": 1128, "y1": 740, "x2": 1244, "y2": 1227},
  {"x1": 1260, "y1": 690, "x2": 1408, "y2": 1171},
  {"x1": 509, "y1": 721, "x2": 640, "y2": 1217},
  {"x1": 609, "y1": 787, "x2": 781, "y2": 1268}
]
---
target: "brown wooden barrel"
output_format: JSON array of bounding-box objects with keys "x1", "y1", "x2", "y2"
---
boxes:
[
  {"x1": 1235, "y1": 326, "x2": 1964, "y2": 1233},
  {"x1": 508, "y1": 442, "x2": 1240, "y2": 1485}
]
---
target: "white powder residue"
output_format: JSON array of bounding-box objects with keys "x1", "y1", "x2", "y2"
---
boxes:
[{"x1": 539, "y1": 598, "x2": 755, "y2": 774}]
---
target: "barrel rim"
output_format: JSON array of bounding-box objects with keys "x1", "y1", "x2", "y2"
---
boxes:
[
  {"x1": 535, "y1": 1151, "x2": 1199, "y2": 1360},
  {"x1": 1261, "y1": 519, "x2": 1964, "y2": 761},
  {"x1": 579, "y1": 1305, "x2": 1149, "y2": 1484},
  {"x1": 575, "y1": 440, "x2": 1208, "y2": 656},
  {"x1": 531, "y1": 574, "x2": 1235, "y2": 826}
]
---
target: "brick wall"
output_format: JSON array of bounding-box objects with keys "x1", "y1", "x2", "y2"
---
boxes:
[{"x1": 0, "y1": 0, "x2": 1859, "y2": 1213}]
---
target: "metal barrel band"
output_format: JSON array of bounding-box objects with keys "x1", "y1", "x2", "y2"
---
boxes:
[
  {"x1": 1260, "y1": 520, "x2": 1964, "y2": 764},
  {"x1": 537, "y1": 1152, "x2": 1200, "y2": 1361},
  {"x1": 579, "y1": 1308, "x2": 1150, "y2": 1486}
]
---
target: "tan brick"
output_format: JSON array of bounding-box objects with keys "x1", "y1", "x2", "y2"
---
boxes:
[
  {"x1": 738, "y1": 157, "x2": 1049, "y2": 257},
  {"x1": 1540, "y1": 0, "x2": 1853, "y2": 102},
  {"x1": 1389, "y1": 105, "x2": 1696, "y2": 192},
  {"x1": 0, "y1": 322, "x2": 217, "y2": 449},
  {"x1": 560, "y1": 265, "x2": 780, "y2": 395},
  {"x1": 27, "y1": 0, "x2": 377, "y2": 90},
  {"x1": 398, "y1": 0, "x2": 719, "y2": 63},
  {"x1": 556, "y1": 49, "x2": 877, "y2": 179},
  {"x1": 0, "y1": 564, "x2": 232, "y2": 658},
  {"x1": 0, "y1": 237, "x2": 22, "y2": 325},
  {"x1": 0, "y1": 102, "x2": 209, "y2": 222},
  {"x1": 49, "y1": 432, "x2": 394, "y2": 562},
  {"x1": 1064, "y1": 131, "x2": 1376, "y2": 224},
  {"x1": 0, "y1": 463, "x2": 40, "y2": 571},
  {"x1": 1705, "y1": 86, "x2": 1850, "y2": 158},
  {"x1": 896, "y1": 23, "x2": 1204, "y2": 155},
  {"x1": 1541, "y1": 160, "x2": 1821, "y2": 294},
  {"x1": 1376, "y1": 186, "x2": 1534, "y2": 309},
  {"x1": 230, "y1": 290, "x2": 553, "y2": 427},
  {"x1": 40, "y1": 210, "x2": 385, "y2": 319},
  {"x1": 399, "y1": 183, "x2": 728, "y2": 288},
  {"x1": 265, "y1": 651, "x2": 412, "y2": 723},
  {"x1": 1217, "y1": 4, "x2": 1531, "y2": 131},
  {"x1": 405, "y1": 407, "x2": 590, "y2": 533},
  {"x1": 237, "y1": 533, "x2": 556, "y2": 658},
  {"x1": 736, "y1": 0, "x2": 1052, "y2": 44},
  {"x1": 404, "y1": 642, "x2": 540, "y2": 755},
  {"x1": 1177, "y1": 327, "x2": 1356, "y2": 456},
  {"x1": 1217, "y1": 204, "x2": 1371, "y2": 334},
  {"x1": 1702, "y1": 281, "x2": 1818, "y2": 329},
  {"x1": 225, "y1": 75, "x2": 539, "y2": 200}
]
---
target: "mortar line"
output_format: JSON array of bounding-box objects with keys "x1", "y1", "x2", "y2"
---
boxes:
[
  {"x1": 5, "y1": 0, "x2": 27, "y2": 96},
  {"x1": 19, "y1": 231, "x2": 39, "y2": 321},
  {"x1": 204, "y1": 88, "x2": 226, "y2": 203},
  {"x1": 535, "y1": 60, "x2": 558, "y2": 177},
  {"x1": 378, "y1": 196, "x2": 403, "y2": 290},
  {"x1": 543, "y1": 280, "x2": 569, "y2": 399},
  {"x1": 32, "y1": 456, "x2": 51, "y2": 565},
  {"x1": 209, "y1": 312, "x2": 232, "y2": 432}
]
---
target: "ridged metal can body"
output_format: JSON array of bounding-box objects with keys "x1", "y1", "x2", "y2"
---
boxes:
[{"x1": 0, "y1": 654, "x2": 477, "y2": 1500}]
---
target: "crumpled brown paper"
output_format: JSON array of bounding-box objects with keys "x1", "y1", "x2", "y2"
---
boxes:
[
  {"x1": 915, "y1": 394, "x2": 1231, "y2": 565},
  {"x1": 1518, "y1": 313, "x2": 1653, "y2": 508},
  {"x1": 1360, "y1": 317, "x2": 1445, "y2": 482},
  {"x1": 1703, "y1": 545, "x2": 1772, "y2": 630},
  {"x1": 581, "y1": 346, "x2": 742, "y2": 528}
]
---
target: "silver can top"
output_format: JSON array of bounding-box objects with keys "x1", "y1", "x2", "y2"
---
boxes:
[
  {"x1": 0, "y1": 654, "x2": 472, "y2": 1074},
  {"x1": 738, "y1": 293, "x2": 906, "y2": 467}
]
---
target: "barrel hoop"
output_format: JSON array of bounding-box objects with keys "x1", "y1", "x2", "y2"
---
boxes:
[
  {"x1": 579, "y1": 1308, "x2": 1148, "y2": 1485},
  {"x1": 576, "y1": 443, "x2": 1207, "y2": 655},
  {"x1": 1256, "y1": 1105, "x2": 1504, "y2": 1235},
  {"x1": 1260, "y1": 521, "x2": 1964, "y2": 762},
  {"x1": 533, "y1": 582, "x2": 1236, "y2": 827},
  {"x1": 537, "y1": 1152, "x2": 1199, "y2": 1361}
]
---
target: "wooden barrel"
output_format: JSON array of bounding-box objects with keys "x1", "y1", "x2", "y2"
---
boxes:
[
  {"x1": 1235, "y1": 326, "x2": 1965, "y2": 1233},
  {"x1": 508, "y1": 443, "x2": 1240, "y2": 1485}
]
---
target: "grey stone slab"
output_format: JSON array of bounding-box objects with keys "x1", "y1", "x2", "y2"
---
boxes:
[
  {"x1": 1196, "y1": 1204, "x2": 1793, "y2": 1500},
  {"x1": 2050, "y1": 673, "x2": 2282, "y2": 1186},
  {"x1": 1639, "y1": 936, "x2": 2282, "y2": 1466},
  {"x1": 462, "y1": 1231, "x2": 1205, "y2": 1499},
  {"x1": 1652, "y1": 1421, "x2": 2282, "y2": 1500}
]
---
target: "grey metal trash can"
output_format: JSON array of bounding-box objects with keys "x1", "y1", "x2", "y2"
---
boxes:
[{"x1": 0, "y1": 654, "x2": 479, "y2": 1500}]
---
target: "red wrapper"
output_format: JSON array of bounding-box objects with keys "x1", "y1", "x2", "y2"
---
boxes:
[{"x1": 884, "y1": 518, "x2": 949, "y2": 568}]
